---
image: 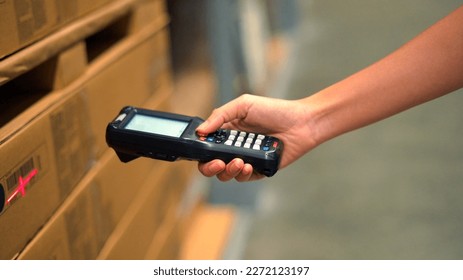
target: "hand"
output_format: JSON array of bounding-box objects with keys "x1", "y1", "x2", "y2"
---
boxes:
[{"x1": 196, "y1": 94, "x2": 316, "y2": 182}]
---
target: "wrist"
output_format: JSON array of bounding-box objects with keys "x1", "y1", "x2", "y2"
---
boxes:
[{"x1": 291, "y1": 97, "x2": 327, "y2": 152}]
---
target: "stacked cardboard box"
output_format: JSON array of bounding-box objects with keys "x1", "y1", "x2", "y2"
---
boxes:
[
  {"x1": 0, "y1": 0, "x2": 112, "y2": 60},
  {"x1": 0, "y1": 0, "x2": 204, "y2": 260}
]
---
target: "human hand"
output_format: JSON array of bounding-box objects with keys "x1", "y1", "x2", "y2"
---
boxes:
[{"x1": 196, "y1": 94, "x2": 316, "y2": 182}]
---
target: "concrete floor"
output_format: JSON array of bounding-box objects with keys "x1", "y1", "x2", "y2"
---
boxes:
[{"x1": 239, "y1": 0, "x2": 463, "y2": 259}]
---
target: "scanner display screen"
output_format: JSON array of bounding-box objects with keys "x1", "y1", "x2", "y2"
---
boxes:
[{"x1": 124, "y1": 114, "x2": 189, "y2": 137}]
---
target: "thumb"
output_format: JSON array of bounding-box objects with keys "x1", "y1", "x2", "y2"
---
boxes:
[
  {"x1": 196, "y1": 120, "x2": 215, "y2": 136},
  {"x1": 196, "y1": 113, "x2": 226, "y2": 136},
  {"x1": 196, "y1": 95, "x2": 249, "y2": 136}
]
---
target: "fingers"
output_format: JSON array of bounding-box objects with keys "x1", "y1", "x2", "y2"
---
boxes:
[
  {"x1": 235, "y1": 163, "x2": 256, "y2": 182},
  {"x1": 197, "y1": 158, "x2": 256, "y2": 182},
  {"x1": 195, "y1": 94, "x2": 267, "y2": 182}
]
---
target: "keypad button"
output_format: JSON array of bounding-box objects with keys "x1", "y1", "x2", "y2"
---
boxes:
[{"x1": 208, "y1": 129, "x2": 276, "y2": 151}]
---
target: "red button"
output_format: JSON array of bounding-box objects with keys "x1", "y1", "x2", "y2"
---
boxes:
[{"x1": 273, "y1": 141, "x2": 278, "y2": 148}]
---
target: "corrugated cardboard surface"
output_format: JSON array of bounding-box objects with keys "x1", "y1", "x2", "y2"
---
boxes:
[
  {"x1": 0, "y1": 42, "x2": 88, "y2": 139},
  {"x1": 1, "y1": 0, "x2": 170, "y2": 259},
  {"x1": 97, "y1": 158, "x2": 191, "y2": 259},
  {"x1": 0, "y1": 0, "x2": 169, "y2": 86},
  {"x1": 0, "y1": 88, "x2": 93, "y2": 260},
  {"x1": 0, "y1": 40, "x2": 93, "y2": 260},
  {"x1": 18, "y1": 94, "x2": 175, "y2": 259},
  {"x1": 1, "y1": 0, "x2": 206, "y2": 260},
  {"x1": 17, "y1": 151, "x2": 160, "y2": 259},
  {"x1": 85, "y1": 26, "x2": 172, "y2": 157},
  {"x1": 0, "y1": 0, "x2": 112, "y2": 59}
]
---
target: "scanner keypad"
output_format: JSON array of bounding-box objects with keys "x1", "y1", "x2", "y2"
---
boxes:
[{"x1": 200, "y1": 129, "x2": 278, "y2": 151}]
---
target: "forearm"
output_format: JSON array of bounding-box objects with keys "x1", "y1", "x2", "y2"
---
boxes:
[{"x1": 304, "y1": 5, "x2": 463, "y2": 145}]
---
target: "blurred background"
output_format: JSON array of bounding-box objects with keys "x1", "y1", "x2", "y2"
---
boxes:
[
  {"x1": 2, "y1": 0, "x2": 462, "y2": 260},
  {"x1": 167, "y1": 0, "x2": 463, "y2": 259}
]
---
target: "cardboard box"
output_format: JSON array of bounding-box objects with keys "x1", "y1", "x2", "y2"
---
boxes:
[
  {"x1": 0, "y1": 87, "x2": 94, "y2": 260},
  {"x1": 0, "y1": 0, "x2": 113, "y2": 59},
  {"x1": 127, "y1": 0, "x2": 168, "y2": 34},
  {"x1": 17, "y1": 152, "x2": 159, "y2": 259},
  {"x1": 0, "y1": 24, "x2": 169, "y2": 259},
  {"x1": 144, "y1": 207, "x2": 183, "y2": 260},
  {"x1": 15, "y1": 210, "x2": 71, "y2": 259},
  {"x1": 0, "y1": 0, "x2": 169, "y2": 86},
  {"x1": 97, "y1": 86, "x2": 192, "y2": 258},
  {"x1": 17, "y1": 94, "x2": 173, "y2": 259},
  {"x1": 1, "y1": 0, "x2": 171, "y2": 259},
  {"x1": 0, "y1": 40, "x2": 90, "y2": 260},
  {"x1": 1, "y1": 0, "x2": 171, "y2": 150},
  {"x1": 0, "y1": 41, "x2": 87, "y2": 134},
  {"x1": 85, "y1": 26, "x2": 173, "y2": 158},
  {"x1": 97, "y1": 161, "x2": 190, "y2": 260}
]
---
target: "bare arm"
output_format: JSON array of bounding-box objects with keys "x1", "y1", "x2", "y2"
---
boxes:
[
  {"x1": 306, "y1": 5, "x2": 463, "y2": 145},
  {"x1": 197, "y1": 5, "x2": 463, "y2": 181}
]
